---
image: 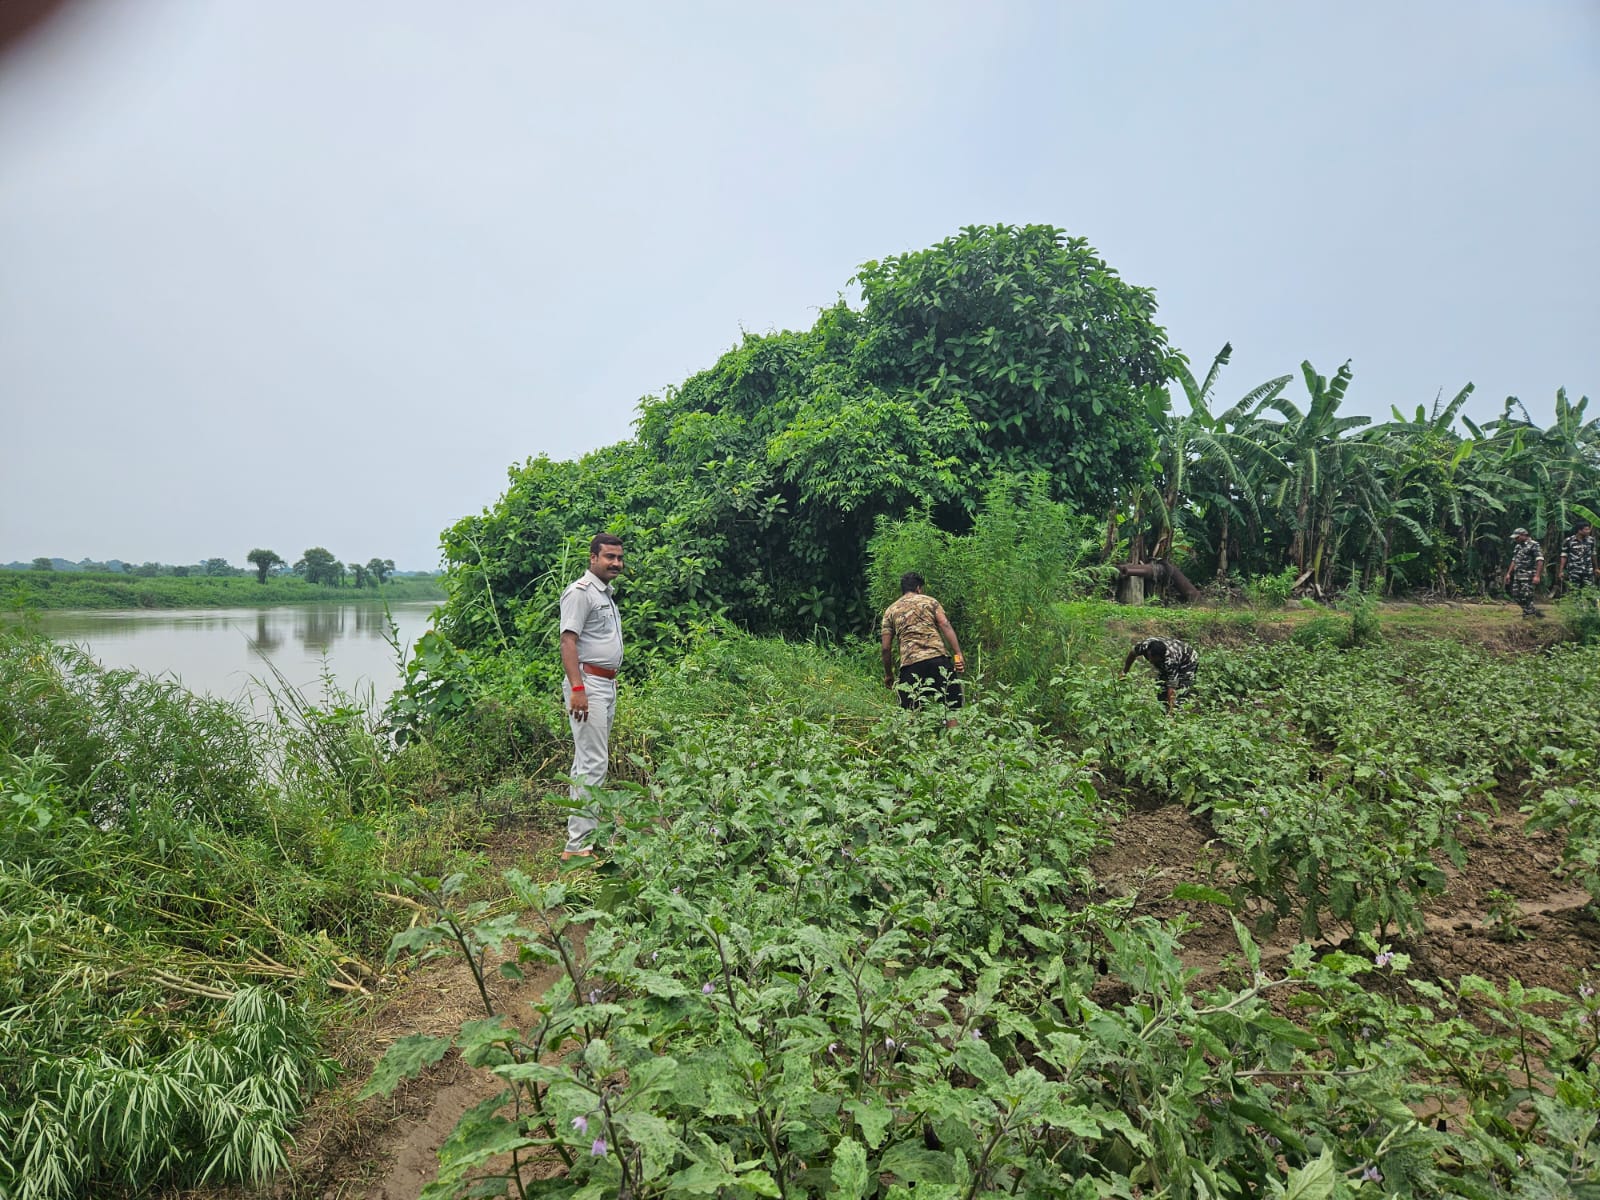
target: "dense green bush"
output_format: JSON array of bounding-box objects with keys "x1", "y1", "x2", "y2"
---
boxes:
[{"x1": 436, "y1": 224, "x2": 1174, "y2": 658}]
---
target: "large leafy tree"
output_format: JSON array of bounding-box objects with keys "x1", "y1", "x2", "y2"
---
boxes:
[{"x1": 851, "y1": 224, "x2": 1174, "y2": 509}]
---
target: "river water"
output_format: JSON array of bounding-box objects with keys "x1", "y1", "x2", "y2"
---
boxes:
[{"x1": 20, "y1": 601, "x2": 440, "y2": 720}]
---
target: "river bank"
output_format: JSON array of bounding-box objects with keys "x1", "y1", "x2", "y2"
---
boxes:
[{"x1": 0, "y1": 569, "x2": 443, "y2": 610}]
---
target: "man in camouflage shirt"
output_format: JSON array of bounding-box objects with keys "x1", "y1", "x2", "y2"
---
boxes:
[
  {"x1": 1560, "y1": 521, "x2": 1598, "y2": 597},
  {"x1": 1122, "y1": 636, "x2": 1199, "y2": 715},
  {"x1": 1503, "y1": 527, "x2": 1545, "y2": 618},
  {"x1": 881, "y1": 572, "x2": 966, "y2": 728}
]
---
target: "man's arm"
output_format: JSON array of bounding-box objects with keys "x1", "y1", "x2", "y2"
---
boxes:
[
  {"x1": 561, "y1": 630, "x2": 588, "y2": 720},
  {"x1": 934, "y1": 609, "x2": 965, "y2": 673},
  {"x1": 1534, "y1": 548, "x2": 1545, "y2": 584},
  {"x1": 1560, "y1": 545, "x2": 1569, "y2": 579},
  {"x1": 1121, "y1": 646, "x2": 1142, "y2": 675},
  {"x1": 881, "y1": 624, "x2": 896, "y2": 687}
]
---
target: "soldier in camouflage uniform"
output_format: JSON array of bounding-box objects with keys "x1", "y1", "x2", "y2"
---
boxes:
[
  {"x1": 1122, "y1": 636, "x2": 1199, "y2": 715},
  {"x1": 1559, "y1": 521, "x2": 1598, "y2": 597},
  {"x1": 1503, "y1": 527, "x2": 1545, "y2": 618}
]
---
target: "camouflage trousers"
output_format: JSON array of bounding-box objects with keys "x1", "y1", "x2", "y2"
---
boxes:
[{"x1": 1510, "y1": 569, "x2": 1538, "y2": 615}]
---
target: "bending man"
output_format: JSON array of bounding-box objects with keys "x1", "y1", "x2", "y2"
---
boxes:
[{"x1": 1122, "y1": 636, "x2": 1199, "y2": 715}]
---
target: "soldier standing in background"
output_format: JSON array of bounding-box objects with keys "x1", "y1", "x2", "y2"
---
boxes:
[
  {"x1": 1559, "y1": 521, "x2": 1597, "y2": 597},
  {"x1": 1504, "y1": 527, "x2": 1545, "y2": 618}
]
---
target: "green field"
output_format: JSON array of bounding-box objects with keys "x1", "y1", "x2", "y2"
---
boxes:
[{"x1": 11, "y1": 587, "x2": 1597, "y2": 1199}]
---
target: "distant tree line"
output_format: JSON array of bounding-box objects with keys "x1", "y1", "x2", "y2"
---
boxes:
[
  {"x1": 249, "y1": 548, "x2": 397, "y2": 588},
  {"x1": 16, "y1": 552, "x2": 406, "y2": 586}
]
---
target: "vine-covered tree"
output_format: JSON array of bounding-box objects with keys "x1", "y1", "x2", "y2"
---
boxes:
[
  {"x1": 440, "y1": 224, "x2": 1177, "y2": 653},
  {"x1": 366, "y1": 558, "x2": 395, "y2": 585}
]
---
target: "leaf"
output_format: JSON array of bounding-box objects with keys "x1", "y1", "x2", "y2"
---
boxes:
[
  {"x1": 828, "y1": 1137, "x2": 871, "y2": 1199},
  {"x1": 879, "y1": 1142, "x2": 955, "y2": 1184},
  {"x1": 1171, "y1": 882, "x2": 1234, "y2": 907},
  {"x1": 358, "y1": 1033, "x2": 453, "y2": 1099},
  {"x1": 1283, "y1": 1148, "x2": 1337, "y2": 1200},
  {"x1": 843, "y1": 1098, "x2": 894, "y2": 1149}
]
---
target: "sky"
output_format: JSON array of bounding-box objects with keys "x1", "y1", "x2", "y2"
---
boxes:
[{"x1": 2, "y1": 1, "x2": 1596, "y2": 571}]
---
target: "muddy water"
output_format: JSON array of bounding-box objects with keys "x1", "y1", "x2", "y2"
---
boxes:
[{"x1": 21, "y1": 600, "x2": 439, "y2": 719}]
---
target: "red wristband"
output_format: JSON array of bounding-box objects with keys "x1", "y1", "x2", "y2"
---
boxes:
[{"x1": 570, "y1": 683, "x2": 585, "y2": 691}]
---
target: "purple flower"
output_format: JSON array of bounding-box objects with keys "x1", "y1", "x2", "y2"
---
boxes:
[
  {"x1": 702, "y1": 981, "x2": 716, "y2": 995},
  {"x1": 651, "y1": 950, "x2": 660, "y2": 962},
  {"x1": 969, "y1": 1029, "x2": 984, "y2": 1041},
  {"x1": 587, "y1": 988, "x2": 601, "y2": 1005},
  {"x1": 1374, "y1": 952, "x2": 1393, "y2": 968},
  {"x1": 1361, "y1": 1164, "x2": 1382, "y2": 1183},
  {"x1": 571, "y1": 1115, "x2": 588, "y2": 1134},
  {"x1": 1580, "y1": 983, "x2": 1596, "y2": 999},
  {"x1": 884, "y1": 1036, "x2": 897, "y2": 1051},
  {"x1": 591, "y1": 1137, "x2": 608, "y2": 1157},
  {"x1": 671, "y1": 886, "x2": 681, "y2": 894},
  {"x1": 827, "y1": 1042, "x2": 839, "y2": 1054},
  {"x1": 1257, "y1": 806, "x2": 1269, "y2": 819}
]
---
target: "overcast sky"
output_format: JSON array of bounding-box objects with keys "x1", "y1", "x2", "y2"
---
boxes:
[{"x1": 3, "y1": 1, "x2": 1596, "y2": 570}]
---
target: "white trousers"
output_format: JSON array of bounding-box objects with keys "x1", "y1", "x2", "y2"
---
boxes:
[{"x1": 564, "y1": 674, "x2": 615, "y2": 852}]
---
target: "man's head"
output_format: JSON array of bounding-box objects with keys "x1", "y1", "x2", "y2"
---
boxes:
[
  {"x1": 1513, "y1": 527, "x2": 1530, "y2": 542},
  {"x1": 899, "y1": 571, "x2": 924, "y2": 595},
  {"x1": 589, "y1": 533, "x2": 624, "y2": 582},
  {"x1": 1579, "y1": 522, "x2": 1593, "y2": 537}
]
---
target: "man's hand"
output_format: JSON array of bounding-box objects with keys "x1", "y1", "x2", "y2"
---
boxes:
[
  {"x1": 883, "y1": 673, "x2": 895, "y2": 689},
  {"x1": 569, "y1": 689, "x2": 589, "y2": 721}
]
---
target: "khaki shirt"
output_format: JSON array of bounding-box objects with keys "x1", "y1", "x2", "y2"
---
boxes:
[
  {"x1": 559, "y1": 571, "x2": 623, "y2": 669},
  {"x1": 881, "y1": 592, "x2": 951, "y2": 669}
]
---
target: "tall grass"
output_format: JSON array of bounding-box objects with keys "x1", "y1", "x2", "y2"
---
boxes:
[
  {"x1": 867, "y1": 473, "x2": 1109, "y2": 706},
  {"x1": 0, "y1": 626, "x2": 470, "y2": 1198}
]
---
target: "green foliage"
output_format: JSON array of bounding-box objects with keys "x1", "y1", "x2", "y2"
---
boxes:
[
  {"x1": 0, "y1": 626, "x2": 467, "y2": 1198},
  {"x1": 436, "y1": 224, "x2": 1174, "y2": 662},
  {"x1": 867, "y1": 473, "x2": 1107, "y2": 704},
  {"x1": 381, "y1": 627, "x2": 1600, "y2": 1198},
  {"x1": 293, "y1": 546, "x2": 344, "y2": 587},
  {"x1": 1245, "y1": 565, "x2": 1301, "y2": 609}
]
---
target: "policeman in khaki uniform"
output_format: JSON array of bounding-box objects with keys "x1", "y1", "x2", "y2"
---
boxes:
[{"x1": 558, "y1": 534, "x2": 624, "y2": 859}]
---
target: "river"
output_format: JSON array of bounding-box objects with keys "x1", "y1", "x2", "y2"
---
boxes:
[{"x1": 20, "y1": 601, "x2": 440, "y2": 720}]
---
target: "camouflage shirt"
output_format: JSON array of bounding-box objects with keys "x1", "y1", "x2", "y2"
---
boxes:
[
  {"x1": 1131, "y1": 637, "x2": 1199, "y2": 687},
  {"x1": 881, "y1": 592, "x2": 953, "y2": 669},
  {"x1": 1509, "y1": 538, "x2": 1545, "y2": 575},
  {"x1": 1563, "y1": 533, "x2": 1595, "y2": 578}
]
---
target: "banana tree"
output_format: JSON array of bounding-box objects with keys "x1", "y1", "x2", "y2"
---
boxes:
[{"x1": 1156, "y1": 343, "x2": 1288, "y2": 579}]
